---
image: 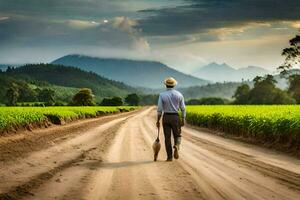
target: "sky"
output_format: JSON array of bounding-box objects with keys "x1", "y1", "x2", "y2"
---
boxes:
[{"x1": 0, "y1": 0, "x2": 299, "y2": 73}]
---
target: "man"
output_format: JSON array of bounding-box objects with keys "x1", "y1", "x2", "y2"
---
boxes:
[{"x1": 156, "y1": 77, "x2": 186, "y2": 161}]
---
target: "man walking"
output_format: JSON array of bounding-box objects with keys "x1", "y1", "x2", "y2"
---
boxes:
[{"x1": 156, "y1": 77, "x2": 186, "y2": 161}]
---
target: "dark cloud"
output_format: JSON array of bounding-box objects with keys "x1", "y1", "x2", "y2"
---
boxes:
[
  {"x1": 137, "y1": 0, "x2": 300, "y2": 36},
  {"x1": 0, "y1": 17, "x2": 148, "y2": 52},
  {"x1": 0, "y1": 0, "x2": 150, "y2": 50},
  {"x1": 0, "y1": 0, "x2": 134, "y2": 19},
  {"x1": 0, "y1": 0, "x2": 298, "y2": 68}
]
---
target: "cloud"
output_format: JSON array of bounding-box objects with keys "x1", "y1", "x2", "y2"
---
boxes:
[
  {"x1": 282, "y1": 20, "x2": 300, "y2": 29},
  {"x1": 0, "y1": 16, "x2": 9, "y2": 21},
  {"x1": 209, "y1": 22, "x2": 272, "y2": 41},
  {"x1": 110, "y1": 16, "x2": 150, "y2": 50},
  {"x1": 112, "y1": 17, "x2": 138, "y2": 34},
  {"x1": 0, "y1": 0, "x2": 298, "y2": 70},
  {"x1": 0, "y1": 0, "x2": 136, "y2": 20},
  {"x1": 137, "y1": 0, "x2": 300, "y2": 36},
  {"x1": 0, "y1": 14, "x2": 150, "y2": 52},
  {"x1": 66, "y1": 20, "x2": 100, "y2": 29}
]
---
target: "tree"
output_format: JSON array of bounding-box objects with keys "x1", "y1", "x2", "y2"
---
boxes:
[
  {"x1": 275, "y1": 34, "x2": 300, "y2": 104},
  {"x1": 18, "y1": 83, "x2": 38, "y2": 102},
  {"x1": 100, "y1": 97, "x2": 123, "y2": 106},
  {"x1": 38, "y1": 88, "x2": 55, "y2": 103},
  {"x1": 248, "y1": 75, "x2": 278, "y2": 104},
  {"x1": 233, "y1": 84, "x2": 250, "y2": 104},
  {"x1": 186, "y1": 97, "x2": 227, "y2": 105},
  {"x1": 273, "y1": 89, "x2": 296, "y2": 104},
  {"x1": 125, "y1": 93, "x2": 140, "y2": 106},
  {"x1": 186, "y1": 99, "x2": 202, "y2": 105},
  {"x1": 72, "y1": 88, "x2": 95, "y2": 106},
  {"x1": 233, "y1": 75, "x2": 296, "y2": 104},
  {"x1": 6, "y1": 83, "x2": 19, "y2": 106},
  {"x1": 139, "y1": 94, "x2": 159, "y2": 105},
  {"x1": 199, "y1": 97, "x2": 227, "y2": 105},
  {"x1": 288, "y1": 75, "x2": 300, "y2": 103},
  {"x1": 278, "y1": 34, "x2": 300, "y2": 75},
  {"x1": 6, "y1": 66, "x2": 14, "y2": 73}
]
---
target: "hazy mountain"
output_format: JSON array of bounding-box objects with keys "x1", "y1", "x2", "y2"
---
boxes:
[
  {"x1": 194, "y1": 62, "x2": 269, "y2": 82},
  {"x1": 1, "y1": 64, "x2": 137, "y2": 101},
  {"x1": 0, "y1": 65, "x2": 7, "y2": 71},
  {"x1": 0, "y1": 64, "x2": 20, "y2": 72},
  {"x1": 52, "y1": 54, "x2": 209, "y2": 88}
]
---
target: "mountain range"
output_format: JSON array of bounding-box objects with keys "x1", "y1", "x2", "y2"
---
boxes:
[
  {"x1": 0, "y1": 55, "x2": 280, "y2": 103},
  {"x1": 0, "y1": 64, "x2": 137, "y2": 103},
  {"x1": 52, "y1": 54, "x2": 209, "y2": 88},
  {"x1": 193, "y1": 62, "x2": 269, "y2": 82}
]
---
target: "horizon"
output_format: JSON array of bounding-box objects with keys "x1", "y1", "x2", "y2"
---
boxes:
[
  {"x1": 0, "y1": 0, "x2": 300, "y2": 73},
  {"x1": 0, "y1": 54, "x2": 277, "y2": 75},
  {"x1": 1, "y1": 53, "x2": 299, "y2": 76}
]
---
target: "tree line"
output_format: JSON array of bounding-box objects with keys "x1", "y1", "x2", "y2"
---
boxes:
[
  {"x1": 3, "y1": 84, "x2": 158, "y2": 106},
  {"x1": 234, "y1": 34, "x2": 300, "y2": 105},
  {"x1": 72, "y1": 89, "x2": 141, "y2": 106}
]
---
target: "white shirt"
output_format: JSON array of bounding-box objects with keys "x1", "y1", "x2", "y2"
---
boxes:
[{"x1": 157, "y1": 88, "x2": 186, "y2": 118}]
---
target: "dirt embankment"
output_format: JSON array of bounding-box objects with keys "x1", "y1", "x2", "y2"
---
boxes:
[
  {"x1": 0, "y1": 107, "x2": 299, "y2": 200},
  {"x1": 0, "y1": 108, "x2": 137, "y2": 135}
]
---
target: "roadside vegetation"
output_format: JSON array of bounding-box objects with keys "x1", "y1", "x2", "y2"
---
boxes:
[
  {"x1": 0, "y1": 106, "x2": 136, "y2": 133},
  {"x1": 185, "y1": 35, "x2": 300, "y2": 153},
  {"x1": 186, "y1": 105, "x2": 300, "y2": 151}
]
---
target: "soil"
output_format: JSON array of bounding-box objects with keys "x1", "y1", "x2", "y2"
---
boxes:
[{"x1": 0, "y1": 107, "x2": 299, "y2": 200}]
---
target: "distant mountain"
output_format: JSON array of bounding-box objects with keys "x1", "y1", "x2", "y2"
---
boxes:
[
  {"x1": 0, "y1": 64, "x2": 20, "y2": 72},
  {"x1": 0, "y1": 65, "x2": 7, "y2": 71},
  {"x1": 1, "y1": 64, "x2": 137, "y2": 102},
  {"x1": 52, "y1": 54, "x2": 209, "y2": 88},
  {"x1": 193, "y1": 62, "x2": 269, "y2": 82}
]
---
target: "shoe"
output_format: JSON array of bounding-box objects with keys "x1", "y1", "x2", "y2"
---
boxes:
[
  {"x1": 166, "y1": 158, "x2": 173, "y2": 162},
  {"x1": 174, "y1": 145, "x2": 179, "y2": 159}
]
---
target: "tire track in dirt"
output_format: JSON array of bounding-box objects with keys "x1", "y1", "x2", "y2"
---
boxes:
[
  {"x1": 20, "y1": 123, "x2": 125, "y2": 200},
  {"x1": 87, "y1": 107, "x2": 204, "y2": 200},
  {"x1": 1, "y1": 107, "x2": 299, "y2": 200},
  {"x1": 184, "y1": 133, "x2": 300, "y2": 190},
  {"x1": 179, "y1": 131, "x2": 300, "y2": 199},
  {"x1": 0, "y1": 109, "x2": 140, "y2": 164},
  {"x1": 0, "y1": 112, "x2": 137, "y2": 200},
  {"x1": 142, "y1": 107, "x2": 300, "y2": 200}
]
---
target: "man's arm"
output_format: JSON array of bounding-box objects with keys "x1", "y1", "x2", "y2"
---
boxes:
[
  {"x1": 157, "y1": 94, "x2": 163, "y2": 128},
  {"x1": 180, "y1": 95, "x2": 186, "y2": 126}
]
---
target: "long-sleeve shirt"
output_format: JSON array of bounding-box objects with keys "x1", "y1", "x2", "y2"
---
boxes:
[{"x1": 157, "y1": 88, "x2": 186, "y2": 118}]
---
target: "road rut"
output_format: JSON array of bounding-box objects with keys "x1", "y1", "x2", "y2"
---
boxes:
[{"x1": 0, "y1": 107, "x2": 299, "y2": 200}]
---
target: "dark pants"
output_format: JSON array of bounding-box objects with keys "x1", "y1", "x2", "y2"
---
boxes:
[{"x1": 162, "y1": 114, "x2": 182, "y2": 159}]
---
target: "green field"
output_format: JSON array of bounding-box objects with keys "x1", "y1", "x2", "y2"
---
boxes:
[
  {"x1": 186, "y1": 105, "x2": 300, "y2": 148},
  {"x1": 0, "y1": 106, "x2": 136, "y2": 132}
]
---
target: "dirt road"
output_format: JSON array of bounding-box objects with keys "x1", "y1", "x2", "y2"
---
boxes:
[{"x1": 0, "y1": 107, "x2": 299, "y2": 200}]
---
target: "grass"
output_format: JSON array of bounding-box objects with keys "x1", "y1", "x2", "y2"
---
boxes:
[
  {"x1": 186, "y1": 105, "x2": 300, "y2": 149},
  {"x1": 0, "y1": 106, "x2": 136, "y2": 132}
]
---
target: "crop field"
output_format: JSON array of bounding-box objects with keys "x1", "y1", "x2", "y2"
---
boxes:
[
  {"x1": 186, "y1": 105, "x2": 300, "y2": 148},
  {"x1": 0, "y1": 106, "x2": 136, "y2": 133}
]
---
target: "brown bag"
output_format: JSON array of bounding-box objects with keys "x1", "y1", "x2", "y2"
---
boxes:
[{"x1": 152, "y1": 127, "x2": 161, "y2": 161}]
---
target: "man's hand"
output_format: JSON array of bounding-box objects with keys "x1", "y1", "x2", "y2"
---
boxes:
[{"x1": 180, "y1": 118, "x2": 185, "y2": 127}]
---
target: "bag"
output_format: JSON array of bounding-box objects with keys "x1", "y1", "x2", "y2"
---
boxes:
[{"x1": 152, "y1": 127, "x2": 161, "y2": 161}]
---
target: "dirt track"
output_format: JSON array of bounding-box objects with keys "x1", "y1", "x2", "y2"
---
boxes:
[{"x1": 0, "y1": 107, "x2": 300, "y2": 200}]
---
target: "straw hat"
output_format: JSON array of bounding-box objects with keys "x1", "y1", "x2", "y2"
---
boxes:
[{"x1": 164, "y1": 77, "x2": 177, "y2": 87}]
